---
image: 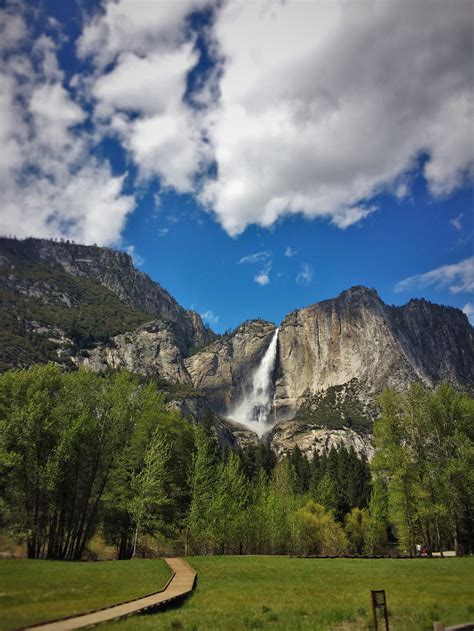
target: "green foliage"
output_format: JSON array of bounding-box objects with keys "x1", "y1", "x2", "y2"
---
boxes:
[
  {"x1": 209, "y1": 451, "x2": 248, "y2": 554},
  {"x1": 372, "y1": 383, "x2": 474, "y2": 556},
  {"x1": 363, "y1": 478, "x2": 389, "y2": 554},
  {"x1": 294, "y1": 500, "x2": 348, "y2": 556},
  {"x1": 2, "y1": 362, "x2": 469, "y2": 561},
  {"x1": 316, "y1": 473, "x2": 338, "y2": 512},
  {"x1": 264, "y1": 461, "x2": 298, "y2": 554},
  {"x1": 344, "y1": 507, "x2": 369, "y2": 554},
  {"x1": 155, "y1": 378, "x2": 205, "y2": 399},
  {"x1": 186, "y1": 341, "x2": 213, "y2": 357},
  {"x1": 0, "y1": 262, "x2": 148, "y2": 369},
  {"x1": 129, "y1": 432, "x2": 171, "y2": 556},
  {"x1": 295, "y1": 380, "x2": 372, "y2": 432},
  {"x1": 186, "y1": 424, "x2": 220, "y2": 553},
  {"x1": 0, "y1": 365, "x2": 193, "y2": 559},
  {"x1": 240, "y1": 442, "x2": 277, "y2": 480}
]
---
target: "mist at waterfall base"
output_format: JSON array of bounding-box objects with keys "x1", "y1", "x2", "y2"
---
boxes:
[{"x1": 227, "y1": 329, "x2": 279, "y2": 436}]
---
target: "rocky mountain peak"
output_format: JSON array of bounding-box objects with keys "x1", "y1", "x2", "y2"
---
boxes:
[{"x1": 337, "y1": 285, "x2": 381, "y2": 303}]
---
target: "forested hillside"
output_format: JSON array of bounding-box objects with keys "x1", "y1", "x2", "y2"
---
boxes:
[{"x1": 0, "y1": 262, "x2": 149, "y2": 370}]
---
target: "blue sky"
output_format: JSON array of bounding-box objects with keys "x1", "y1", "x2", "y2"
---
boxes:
[{"x1": 0, "y1": 0, "x2": 473, "y2": 332}]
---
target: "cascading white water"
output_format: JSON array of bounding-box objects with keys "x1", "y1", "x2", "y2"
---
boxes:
[{"x1": 228, "y1": 328, "x2": 279, "y2": 436}]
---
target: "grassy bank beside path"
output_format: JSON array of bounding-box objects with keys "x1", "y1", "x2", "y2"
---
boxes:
[{"x1": 0, "y1": 558, "x2": 171, "y2": 630}]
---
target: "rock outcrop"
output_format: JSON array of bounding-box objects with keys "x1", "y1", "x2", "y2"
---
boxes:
[
  {"x1": 269, "y1": 420, "x2": 374, "y2": 460},
  {"x1": 73, "y1": 320, "x2": 191, "y2": 384}
]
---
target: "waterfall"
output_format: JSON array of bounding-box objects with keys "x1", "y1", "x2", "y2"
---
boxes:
[{"x1": 228, "y1": 328, "x2": 279, "y2": 436}]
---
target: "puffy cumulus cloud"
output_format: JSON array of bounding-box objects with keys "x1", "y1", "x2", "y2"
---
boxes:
[
  {"x1": 77, "y1": 0, "x2": 208, "y2": 67},
  {"x1": 92, "y1": 46, "x2": 196, "y2": 117},
  {"x1": 0, "y1": 9, "x2": 134, "y2": 246},
  {"x1": 3, "y1": 1, "x2": 473, "y2": 245},
  {"x1": 79, "y1": 0, "x2": 212, "y2": 193},
  {"x1": 199, "y1": 0, "x2": 474, "y2": 235},
  {"x1": 395, "y1": 257, "x2": 474, "y2": 295},
  {"x1": 0, "y1": 8, "x2": 27, "y2": 52}
]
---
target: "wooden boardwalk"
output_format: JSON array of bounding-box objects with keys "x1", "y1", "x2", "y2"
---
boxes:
[{"x1": 21, "y1": 558, "x2": 196, "y2": 630}]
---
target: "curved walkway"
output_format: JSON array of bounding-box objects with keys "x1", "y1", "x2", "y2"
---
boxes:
[{"x1": 21, "y1": 558, "x2": 196, "y2": 631}]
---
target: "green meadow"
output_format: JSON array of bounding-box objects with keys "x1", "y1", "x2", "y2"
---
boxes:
[
  {"x1": 110, "y1": 556, "x2": 474, "y2": 630},
  {"x1": 1, "y1": 557, "x2": 473, "y2": 631}
]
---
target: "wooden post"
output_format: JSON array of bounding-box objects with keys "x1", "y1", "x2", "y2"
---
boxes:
[
  {"x1": 433, "y1": 623, "x2": 444, "y2": 631},
  {"x1": 371, "y1": 591, "x2": 378, "y2": 631},
  {"x1": 371, "y1": 590, "x2": 389, "y2": 630}
]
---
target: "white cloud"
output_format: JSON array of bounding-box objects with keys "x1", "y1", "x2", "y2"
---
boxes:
[
  {"x1": 0, "y1": 10, "x2": 135, "y2": 246},
  {"x1": 201, "y1": 309, "x2": 219, "y2": 325},
  {"x1": 284, "y1": 246, "x2": 296, "y2": 258},
  {"x1": 0, "y1": 8, "x2": 27, "y2": 52},
  {"x1": 296, "y1": 263, "x2": 313, "y2": 285},
  {"x1": 93, "y1": 47, "x2": 196, "y2": 117},
  {"x1": 125, "y1": 245, "x2": 144, "y2": 267},
  {"x1": 463, "y1": 303, "x2": 474, "y2": 325},
  {"x1": 450, "y1": 214, "x2": 463, "y2": 230},
  {"x1": 29, "y1": 82, "x2": 86, "y2": 149},
  {"x1": 79, "y1": 0, "x2": 212, "y2": 194},
  {"x1": 395, "y1": 257, "x2": 474, "y2": 294},
  {"x1": 77, "y1": 0, "x2": 208, "y2": 67},
  {"x1": 198, "y1": 1, "x2": 474, "y2": 235},
  {"x1": 238, "y1": 250, "x2": 272, "y2": 285},
  {"x1": 2, "y1": 1, "x2": 473, "y2": 247},
  {"x1": 238, "y1": 251, "x2": 271, "y2": 265},
  {"x1": 158, "y1": 228, "x2": 169, "y2": 237},
  {"x1": 254, "y1": 273, "x2": 270, "y2": 286}
]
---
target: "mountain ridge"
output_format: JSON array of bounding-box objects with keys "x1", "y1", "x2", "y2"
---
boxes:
[{"x1": 1, "y1": 236, "x2": 472, "y2": 456}]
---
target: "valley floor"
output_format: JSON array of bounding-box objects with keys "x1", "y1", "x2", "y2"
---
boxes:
[{"x1": 1, "y1": 556, "x2": 473, "y2": 631}]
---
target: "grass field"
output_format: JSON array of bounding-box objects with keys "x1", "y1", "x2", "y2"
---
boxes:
[
  {"x1": 0, "y1": 558, "x2": 171, "y2": 630},
  {"x1": 1, "y1": 557, "x2": 473, "y2": 631},
  {"x1": 110, "y1": 557, "x2": 474, "y2": 631}
]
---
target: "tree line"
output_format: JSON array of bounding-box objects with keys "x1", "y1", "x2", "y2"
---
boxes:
[{"x1": 0, "y1": 365, "x2": 472, "y2": 559}]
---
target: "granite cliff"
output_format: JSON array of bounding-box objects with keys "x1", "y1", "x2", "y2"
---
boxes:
[{"x1": 273, "y1": 286, "x2": 474, "y2": 423}]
